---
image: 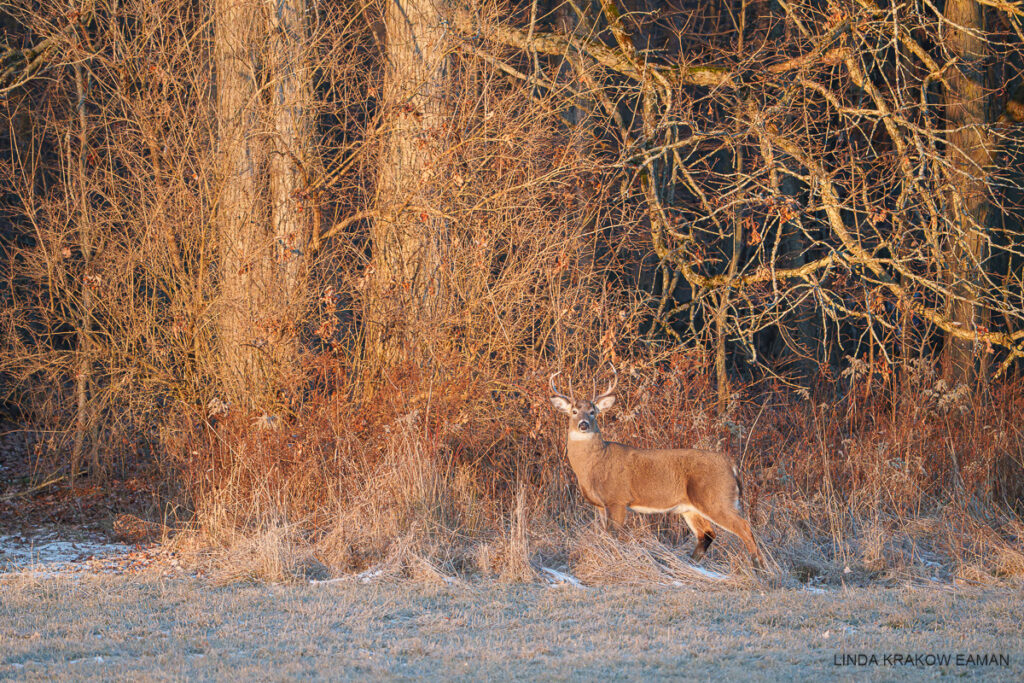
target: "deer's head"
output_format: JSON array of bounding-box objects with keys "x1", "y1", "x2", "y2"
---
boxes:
[{"x1": 549, "y1": 366, "x2": 617, "y2": 439}]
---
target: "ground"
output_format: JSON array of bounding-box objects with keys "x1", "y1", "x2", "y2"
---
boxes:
[{"x1": 1, "y1": 574, "x2": 1020, "y2": 680}]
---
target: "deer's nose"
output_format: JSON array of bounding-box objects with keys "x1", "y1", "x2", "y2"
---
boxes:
[{"x1": 577, "y1": 420, "x2": 590, "y2": 432}]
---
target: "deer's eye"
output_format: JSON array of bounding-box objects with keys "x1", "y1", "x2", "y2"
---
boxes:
[{"x1": 571, "y1": 409, "x2": 578, "y2": 415}]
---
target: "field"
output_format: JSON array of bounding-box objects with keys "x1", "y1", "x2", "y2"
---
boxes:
[{"x1": 1, "y1": 575, "x2": 1021, "y2": 680}]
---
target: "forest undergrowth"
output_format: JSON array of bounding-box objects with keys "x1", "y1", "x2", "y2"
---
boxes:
[{"x1": 160, "y1": 350, "x2": 1024, "y2": 587}]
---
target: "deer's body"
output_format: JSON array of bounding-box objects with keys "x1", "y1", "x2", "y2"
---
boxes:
[{"x1": 551, "y1": 368, "x2": 763, "y2": 566}]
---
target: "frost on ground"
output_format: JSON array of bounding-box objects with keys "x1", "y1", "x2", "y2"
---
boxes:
[
  {"x1": 1, "y1": 576, "x2": 1020, "y2": 680},
  {"x1": 0, "y1": 531, "x2": 174, "y2": 578}
]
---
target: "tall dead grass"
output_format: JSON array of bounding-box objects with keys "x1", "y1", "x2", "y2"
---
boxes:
[{"x1": 162, "y1": 345, "x2": 1024, "y2": 587}]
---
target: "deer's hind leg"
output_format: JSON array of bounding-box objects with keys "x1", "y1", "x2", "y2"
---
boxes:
[
  {"x1": 704, "y1": 505, "x2": 763, "y2": 568},
  {"x1": 681, "y1": 510, "x2": 716, "y2": 562}
]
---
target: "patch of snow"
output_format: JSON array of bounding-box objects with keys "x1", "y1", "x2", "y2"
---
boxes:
[
  {"x1": 679, "y1": 562, "x2": 729, "y2": 581},
  {"x1": 307, "y1": 577, "x2": 344, "y2": 589},
  {"x1": 358, "y1": 568, "x2": 384, "y2": 583},
  {"x1": 65, "y1": 655, "x2": 110, "y2": 665},
  {"x1": 309, "y1": 577, "x2": 346, "y2": 585},
  {"x1": 540, "y1": 566, "x2": 584, "y2": 588},
  {"x1": 0, "y1": 532, "x2": 132, "y2": 577},
  {"x1": 310, "y1": 568, "x2": 385, "y2": 585}
]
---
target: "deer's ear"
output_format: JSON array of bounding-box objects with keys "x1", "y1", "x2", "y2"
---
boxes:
[
  {"x1": 550, "y1": 396, "x2": 573, "y2": 414},
  {"x1": 594, "y1": 395, "x2": 616, "y2": 412}
]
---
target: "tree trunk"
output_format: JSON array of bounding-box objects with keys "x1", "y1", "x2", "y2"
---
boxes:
[
  {"x1": 71, "y1": 61, "x2": 100, "y2": 483},
  {"x1": 215, "y1": 0, "x2": 270, "y2": 403},
  {"x1": 366, "y1": 0, "x2": 450, "y2": 369},
  {"x1": 268, "y1": 0, "x2": 313, "y2": 364},
  {"x1": 943, "y1": 0, "x2": 993, "y2": 384},
  {"x1": 558, "y1": 0, "x2": 598, "y2": 272}
]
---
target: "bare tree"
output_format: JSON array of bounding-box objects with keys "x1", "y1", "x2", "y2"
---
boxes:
[
  {"x1": 215, "y1": 0, "x2": 313, "y2": 403},
  {"x1": 70, "y1": 61, "x2": 99, "y2": 482},
  {"x1": 365, "y1": 0, "x2": 452, "y2": 368},
  {"x1": 269, "y1": 0, "x2": 314, "y2": 341},
  {"x1": 943, "y1": 0, "x2": 994, "y2": 383},
  {"x1": 214, "y1": 0, "x2": 268, "y2": 402}
]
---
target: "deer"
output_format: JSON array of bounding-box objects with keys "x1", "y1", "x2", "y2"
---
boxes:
[{"x1": 549, "y1": 366, "x2": 763, "y2": 567}]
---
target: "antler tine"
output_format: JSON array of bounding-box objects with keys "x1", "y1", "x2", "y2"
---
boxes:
[
  {"x1": 549, "y1": 370, "x2": 573, "y2": 401},
  {"x1": 594, "y1": 363, "x2": 618, "y2": 400}
]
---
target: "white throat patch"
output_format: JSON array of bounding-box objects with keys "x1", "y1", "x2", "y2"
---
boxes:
[{"x1": 568, "y1": 431, "x2": 598, "y2": 441}]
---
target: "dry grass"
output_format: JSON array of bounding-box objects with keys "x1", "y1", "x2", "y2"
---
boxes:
[
  {"x1": 154, "y1": 349, "x2": 1024, "y2": 590},
  {"x1": 2, "y1": 575, "x2": 1022, "y2": 680}
]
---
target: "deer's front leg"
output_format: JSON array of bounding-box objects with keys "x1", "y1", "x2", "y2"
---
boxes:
[{"x1": 605, "y1": 504, "x2": 626, "y2": 536}]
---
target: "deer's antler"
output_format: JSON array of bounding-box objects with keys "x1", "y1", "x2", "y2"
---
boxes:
[
  {"x1": 594, "y1": 363, "x2": 618, "y2": 402},
  {"x1": 549, "y1": 370, "x2": 573, "y2": 401}
]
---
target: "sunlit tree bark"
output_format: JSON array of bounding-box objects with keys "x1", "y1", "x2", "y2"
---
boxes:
[
  {"x1": 214, "y1": 0, "x2": 270, "y2": 402},
  {"x1": 269, "y1": 0, "x2": 313, "y2": 354},
  {"x1": 943, "y1": 0, "x2": 994, "y2": 383},
  {"x1": 365, "y1": 0, "x2": 450, "y2": 369}
]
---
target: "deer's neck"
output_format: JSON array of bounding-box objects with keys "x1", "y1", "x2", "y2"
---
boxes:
[{"x1": 565, "y1": 432, "x2": 607, "y2": 481}]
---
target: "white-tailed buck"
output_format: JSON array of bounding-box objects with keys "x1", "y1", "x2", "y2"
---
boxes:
[{"x1": 550, "y1": 366, "x2": 763, "y2": 566}]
